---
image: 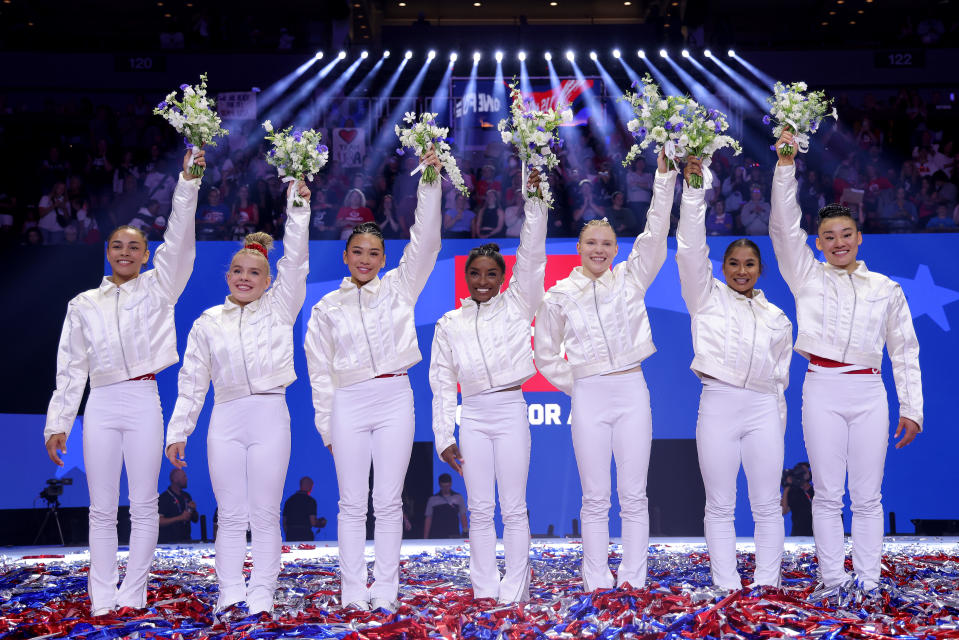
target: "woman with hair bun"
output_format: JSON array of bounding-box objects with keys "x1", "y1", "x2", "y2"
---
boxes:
[
  {"x1": 165, "y1": 179, "x2": 312, "y2": 615},
  {"x1": 770, "y1": 131, "x2": 922, "y2": 595},
  {"x1": 534, "y1": 149, "x2": 676, "y2": 591},
  {"x1": 305, "y1": 149, "x2": 444, "y2": 612},
  {"x1": 676, "y1": 157, "x2": 793, "y2": 590},
  {"x1": 43, "y1": 149, "x2": 205, "y2": 616},
  {"x1": 428, "y1": 168, "x2": 547, "y2": 603}
]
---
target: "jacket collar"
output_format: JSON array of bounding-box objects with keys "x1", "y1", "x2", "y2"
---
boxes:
[
  {"x1": 339, "y1": 275, "x2": 382, "y2": 296},
  {"x1": 568, "y1": 266, "x2": 614, "y2": 290},
  {"x1": 726, "y1": 285, "x2": 771, "y2": 308},
  {"x1": 223, "y1": 294, "x2": 265, "y2": 315},
  {"x1": 825, "y1": 260, "x2": 870, "y2": 279},
  {"x1": 98, "y1": 275, "x2": 141, "y2": 295},
  {"x1": 458, "y1": 292, "x2": 507, "y2": 313}
]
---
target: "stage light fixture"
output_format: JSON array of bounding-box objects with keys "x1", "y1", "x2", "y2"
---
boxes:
[
  {"x1": 473, "y1": 51, "x2": 481, "y2": 62},
  {"x1": 565, "y1": 50, "x2": 574, "y2": 61},
  {"x1": 518, "y1": 51, "x2": 527, "y2": 61},
  {"x1": 612, "y1": 49, "x2": 621, "y2": 59},
  {"x1": 404, "y1": 50, "x2": 413, "y2": 59},
  {"x1": 637, "y1": 49, "x2": 646, "y2": 58},
  {"x1": 703, "y1": 49, "x2": 711, "y2": 58},
  {"x1": 450, "y1": 52, "x2": 458, "y2": 62},
  {"x1": 360, "y1": 51, "x2": 369, "y2": 59},
  {"x1": 659, "y1": 49, "x2": 668, "y2": 58},
  {"x1": 427, "y1": 50, "x2": 436, "y2": 60},
  {"x1": 727, "y1": 49, "x2": 735, "y2": 57},
  {"x1": 589, "y1": 51, "x2": 597, "y2": 61},
  {"x1": 495, "y1": 51, "x2": 503, "y2": 62},
  {"x1": 383, "y1": 50, "x2": 391, "y2": 58},
  {"x1": 314, "y1": 51, "x2": 324, "y2": 60},
  {"x1": 681, "y1": 49, "x2": 689, "y2": 57},
  {"x1": 544, "y1": 51, "x2": 552, "y2": 61},
  {"x1": 338, "y1": 51, "x2": 347, "y2": 59}
]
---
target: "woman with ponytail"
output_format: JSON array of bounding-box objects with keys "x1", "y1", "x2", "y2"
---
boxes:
[
  {"x1": 165, "y1": 179, "x2": 312, "y2": 615},
  {"x1": 534, "y1": 148, "x2": 676, "y2": 591},
  {"x1": 304, "y1": 150, "x2": 444, "y2": 612},
  {"x1": 428, "y1": 168, "x2": 547, "y2": 603},
  {"x1": 43, "y1": 149, "x2": 205, "y2": 616},
  {"x1": 676, "y1": 157, "x2": 793, "y2": 590}
]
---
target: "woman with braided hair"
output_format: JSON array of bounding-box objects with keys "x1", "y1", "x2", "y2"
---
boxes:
[
  {"x1": 428, "y1": 168, "x2": 547, "y2": 603},
  {"x1": 165, "y1": 179, "x2": 312, "y2": 615}
]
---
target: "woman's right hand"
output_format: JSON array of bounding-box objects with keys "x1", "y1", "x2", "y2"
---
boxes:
[
  {"x1": 166, "y1": 442, "x2": 187, "y2": 468},
  {"x1": 527, "y1": 167, "x2": 542, "y2": 197},
  {"x1": 440, "y1": 444, "x2": 465, "y2": 476},
  {"x1": 182, "y1": 148, "x2": 206, "y2": 180},
  {"x1": 45, "y1": 433, "x2": 67, "y2": 466},
  {"x1": 775, "y1": 130, "x2": 796, "y2": 166},
  {"x1": 684, "y1": 156, "x2": 703, "y2": 185}
]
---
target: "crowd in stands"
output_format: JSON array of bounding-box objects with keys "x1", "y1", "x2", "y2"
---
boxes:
[{"x1": 2, "y1": 86, "x2": 956, "y2": 248}]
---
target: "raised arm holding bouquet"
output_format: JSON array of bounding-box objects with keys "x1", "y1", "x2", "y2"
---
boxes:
[
  {"x1": 395, "y1": 112, "x2": 469, "y2": 197},
  {"x1": 765, "y1": 81, "x2": 837, "y2": 158},
  {"x1": 263, "y1": 121, "x2": 329, "y2": 207},
  {"x1": 154, "y1": 73, "x2": 229, "y2": 177},
  {"x1": 497, "y1": 80, "x2": 572, "y2": 207}
]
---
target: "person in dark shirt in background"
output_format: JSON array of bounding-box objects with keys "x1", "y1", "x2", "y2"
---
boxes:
[
  {"x1": 423, "y1": 473, "x2": 468, "y2": 539},
  {"x1": 783, "y1": 462, "x2": 814, "y2": 536},
  {"x1": 283, "y1": 476, "x2": 327, "y2": 541},
  {"x1": 158, "y1": 469, "x2": 198, "y2": 543}
]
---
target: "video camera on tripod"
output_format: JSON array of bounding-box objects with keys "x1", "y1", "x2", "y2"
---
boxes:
[{"x1": 40, "y1": 477, "x2": 73, "y2": 504}]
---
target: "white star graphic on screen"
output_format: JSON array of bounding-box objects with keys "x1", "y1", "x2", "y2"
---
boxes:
[{"x1": 891, "y1": 264, "x2": 959, "y2": 332}]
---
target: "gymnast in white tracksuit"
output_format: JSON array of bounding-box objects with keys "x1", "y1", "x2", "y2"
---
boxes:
[
  {"x1": 165, "y1": 181, "x2": 311, "y2": 615},
  {"x1": 43, "y1": 150, "x2": 204, "y2": 616},
  {"x1": 429, "y1": 169, "x2": 547, "y2": 603},
  {"x1": 770, "y1": 131, "x2": 922, "y2": 592},
  {"x1": 305, "y1": 151, "x2": 443, "y2": 612},
  {"x1": 676, "y1": 158, "x2": 793, "y2": 590},
  {"x1": 534, "y1": 149, "x2": 676, "y2": 591}
]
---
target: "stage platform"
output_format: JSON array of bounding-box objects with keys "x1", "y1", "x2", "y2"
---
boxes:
[{"x1": 2, "y1": 537, "x2": 958, "y2": 638}]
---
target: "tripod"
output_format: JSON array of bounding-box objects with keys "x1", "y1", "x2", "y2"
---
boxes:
[{"x1": 33, "y1": 497, "x2": 66, "y2": 546}]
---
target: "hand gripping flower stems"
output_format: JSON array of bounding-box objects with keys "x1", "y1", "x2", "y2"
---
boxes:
[
  {"x1": 497, "y1": 80, "x2": 572, "y2": 207},
  {"x1": 154, "y1": 73, "x2": 229, "y2": 177},
  {"x1": 263, "y1": 121, "x2": 329, "y2": 207},
  {"x1": 622, "y1": 74, "x2": 740, "y2": 189},
  {"x1": 395, "y1": 112, "x2": 469, "y2": 197},
  {"x1": 765, "y1": 81, "x2": 837, "y2": 159}
]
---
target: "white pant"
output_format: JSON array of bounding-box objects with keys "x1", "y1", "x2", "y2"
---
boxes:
[
  {"x1": 460, "y1": 390, "x2": 531, "y2": 603},
  {"x1": 332, "y1": 375, "x2": 414, "y2": 605},
  {"x1": 570, "y1": 369, "x2": 651, "y2": 590},
  {"x1": 208, "y1": 394, "x2": 291, "y2": 613},
  {"x1": 696, "y1": 379, "x2": 785, "y2": 589},
  {"x1": 83, "y1": 379, "x2": 163, "y2": 612},
  {"x1": 802, "y1": 372, "x2": 888, "y2": 589}
]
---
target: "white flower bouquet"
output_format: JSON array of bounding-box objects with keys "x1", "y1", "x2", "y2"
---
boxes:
[
  {"x1": 679, "y1": 106, "x2": 741, "y2": 189},
  {"x1": 496, "y1": 80, "x2": 572, "y2": 207},
  {"x1": 394, "y1": 112, "x2": 469, "y2": 197},
  {"x1": 153, "y1": 73, "x2": 229, "y2": 177},
  {"x1": 262, "y1": 120, "x2": 329, "y2": 206},
  {"x1": 765, "y1": 81, "x2": 837, "y2": 157}
]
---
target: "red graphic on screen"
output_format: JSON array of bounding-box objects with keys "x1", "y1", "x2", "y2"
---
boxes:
[{"x1": 453, "y1": 253, "x2": 583, "y2": 392}]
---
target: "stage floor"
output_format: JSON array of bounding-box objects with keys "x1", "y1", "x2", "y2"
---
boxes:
[{"x1": 2, "y1": 537, "x2": 958, "y2": 638}]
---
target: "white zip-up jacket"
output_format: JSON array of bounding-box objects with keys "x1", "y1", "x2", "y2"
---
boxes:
[
  {"x1": 676, "y1": 183, "x2": 793, "y2": 396},
  {"x1": 44, "y1": 173, "x2": 199, "y2": 441},
  {"x1": 429, "y1": 197, "x2": 548, "y2": 455},
  {"x1": 305, "y1": 179, "x2": 442, "y2": 445},
  {"x1": 166, "y1": 189, "x2": 310, "y2": 447},
  {"x1": 770, "y1": 164, "x2": 923, "y2": 428},
  {"x1": 534, "y1": 169, "x2": 677, "y2": 396}
]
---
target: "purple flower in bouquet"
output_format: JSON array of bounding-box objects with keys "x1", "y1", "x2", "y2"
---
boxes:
[
  {"x1": 637, "y1": 126, "x2": 648, "y2": 138},
  {"x1": 317, "y1": 144, "x2": 328, "y2": 154},
  {"x1": 762, "y1": 115, "x2": 771, "y2": 125},
  {"x1": 157, "y1": 101, "x2": 168, "y2": 110},
  {"x1": 179, "y1": 84, "x2": 189, "y2": 91},
  {"x1": 396, "y1": 147, "x2": 405, "y2": 155}
]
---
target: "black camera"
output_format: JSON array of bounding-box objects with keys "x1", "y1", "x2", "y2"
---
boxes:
[{"x1": 40, "y1": 477, "x2": 73, "y2": 503}]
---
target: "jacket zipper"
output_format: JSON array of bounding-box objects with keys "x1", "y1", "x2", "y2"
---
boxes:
[
  {"x1": 239, "y1": 306, "x2": 253, "y2": 394},
  {"x1": 742, "y1": 299, "x2": 757, "y2": 386},
  {"x1": 474, "y1": 304, "x2": 494, "y2": 387},
  {"x1": 115, "y1": 288, "x2": 131, "y2": 378},
  {"x1": 592, "y1": 281, "x2": 614, "y2": 366},
  {"x1": 842, "y1": 273, "x2": 857, "y2": 362},
  {"x1": 358, "y1": 289, "x2": 378, "y2": 372}
]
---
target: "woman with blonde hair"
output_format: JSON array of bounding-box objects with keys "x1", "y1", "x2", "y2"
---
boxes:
[{"x1": 165, "y1": 179, "x2": 312, "y2": 615}]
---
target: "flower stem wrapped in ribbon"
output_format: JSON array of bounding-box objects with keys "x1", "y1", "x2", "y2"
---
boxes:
[
  {"x1": 153, "y1": 73, "x2": 229, "y2": 177},
  {"x1": 765, "y1": 81, "x2": 837, "y2": 158},
  {"x1": 496, "y1": 79, "x2": 572, "y2": 207},
  {"x1": 262, "y1": 120, "x2": 329, "y2": 207},
  {"x1": 394, "y1": 112, "x2": 469, "y2": 197}
]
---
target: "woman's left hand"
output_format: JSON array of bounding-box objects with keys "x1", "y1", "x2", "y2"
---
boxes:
[
  {"x1": 656, "y1": 147, "x2": 669, "y2": 174},
  {"x1": 684, "y1": 156, "x2": 703, "y2": 185},
  {"x1": 288, "y1": 179, "x2": 311, "y2": 201},
  {"x1": 527, "y1": 167, "x2": 542, "y2": 196},
  {"x1": 422, "y1": 148, "x2": 443, "y2": 172},
  {"x1": 894, "y1": 417, "x2": 920, "y2": 449}
]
